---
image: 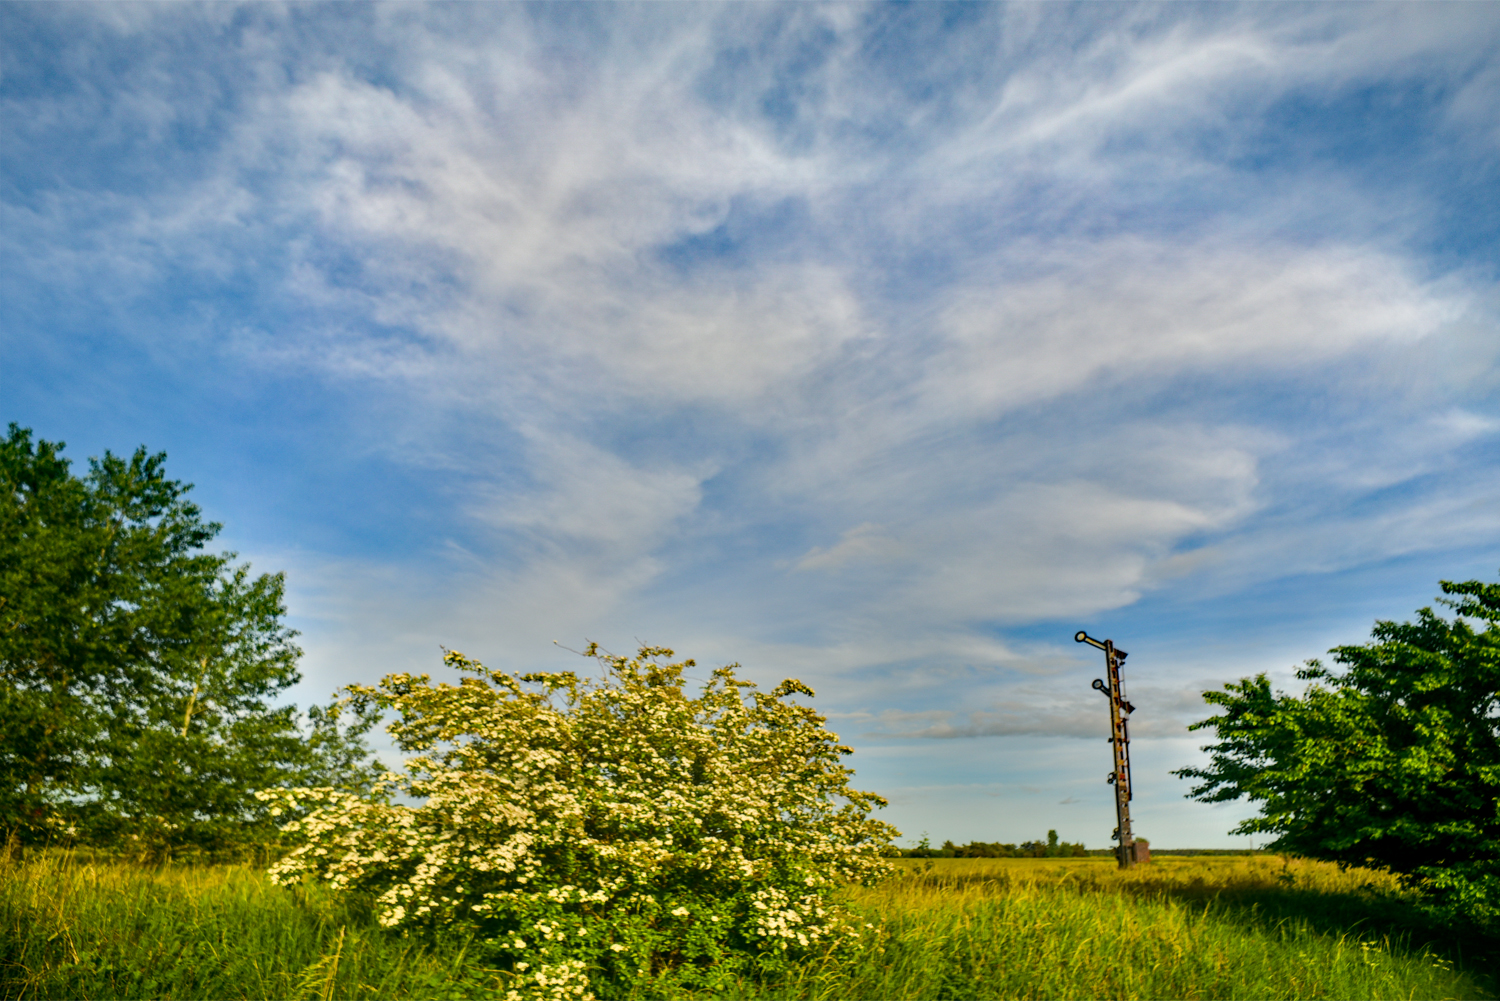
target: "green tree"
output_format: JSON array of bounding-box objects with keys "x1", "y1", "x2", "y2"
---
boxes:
[
  {"x1": 1175, "y1": 575, "x2": 1500, "y2": 926},
  {"x1": 0, "y1": 424, "x2": 378, "y2": 852}
]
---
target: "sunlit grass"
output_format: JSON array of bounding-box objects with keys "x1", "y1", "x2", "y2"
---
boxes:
[
  {"x1": 0, "y1": 852, "x2": 1492, "y2": 1000},
  {"x1": 0, "y1": 851, "x2": 505, "y2": 1000},
  {"x1": 769, "y1": 856, "x2": 1490, "y2": 1001}
]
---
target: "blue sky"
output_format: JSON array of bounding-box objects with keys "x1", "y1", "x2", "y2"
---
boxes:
[{"x1": 4, "y1": 2, "x2": 1499, "y2": 848}]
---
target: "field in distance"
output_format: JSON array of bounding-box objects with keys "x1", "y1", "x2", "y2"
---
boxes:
[{"x1": 2, "y1": 852, "x2": 1493, "y2": 1000}]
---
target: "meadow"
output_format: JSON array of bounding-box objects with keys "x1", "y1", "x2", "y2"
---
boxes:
[{"x1": 1, "y1": 851, "x2": 1494, "y2": 1000}]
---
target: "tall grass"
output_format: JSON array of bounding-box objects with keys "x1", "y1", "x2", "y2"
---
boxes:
[
  {"x1": 0, "y1": 851, "x2": 505, "y2": 1000},
  {"x1": 767, "y1": 857, "x2": 1494, "y2": 1000},
  {"x1": 0, "y1": 852, "x2": 1492, "y2": 1000}
]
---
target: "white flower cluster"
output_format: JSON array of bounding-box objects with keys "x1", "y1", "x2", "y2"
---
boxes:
[
  {"x1": 258, "y1": 645, "x2": 898, "y2": 998},
  {"x1": 747, "y1": 885, "x2": 831, "y2": 949}
]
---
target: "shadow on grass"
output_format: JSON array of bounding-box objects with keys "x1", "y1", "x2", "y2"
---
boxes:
[
  {"x1": 907, "y1": 869, "x2": 1500, "y2": 998},
  {"x1": 1160, "y1": 884, "x2": 1498, "y2": 999}
]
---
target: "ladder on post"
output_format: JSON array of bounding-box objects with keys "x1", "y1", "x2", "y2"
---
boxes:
[{"x1": 1076, "y1": 630, "x2": 1137, "y2": 869}]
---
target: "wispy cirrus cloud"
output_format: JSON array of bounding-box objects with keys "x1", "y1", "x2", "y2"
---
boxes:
[
  {"x1": 4, "y1": 2, "x2": 1499, "y2": 845},
  {"x1": 858, "y1": 683, "x2": 1224, "y2": 741}
]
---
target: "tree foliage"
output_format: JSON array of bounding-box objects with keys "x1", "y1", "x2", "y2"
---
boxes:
[
  {"x1": 1175, "y1": 575, "x2": 1500, "y2": 926},
  {"x1": 908, "y1": 831, "x2": 1089, "y2": 859},
  {"x1": 262, "y1": 644, "x2": 899, "y2": 1000},
  {"x1": 0, "y1": 424, "x2": 378, "y2": 853}
]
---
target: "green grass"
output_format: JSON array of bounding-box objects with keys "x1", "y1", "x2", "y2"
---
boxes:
[
  {"x1": 781, "y1": 857, "x2": 1496, "y2": 1000},
  {"x1": 0, "y1": 852, "x2": 506, "y2": 1000},
  {"x1": 1, "y1": 852, "x2": 1493, "y2": 1000}
]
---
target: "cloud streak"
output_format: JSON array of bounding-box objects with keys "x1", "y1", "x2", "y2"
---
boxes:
[{"x1": 4, "y1": 2, "x2": 1499, "y2": 845}]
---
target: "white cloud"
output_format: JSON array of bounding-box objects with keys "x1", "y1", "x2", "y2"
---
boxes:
[
  {"x1": 795, "y1": 523, "x2": 900, "y2": 572},
  {"x1": 860, "y1": 680, "x2": 1223, "y2": 741},
  {"x1": 926, "y1": 239, "x2": 1462, "y2": 421},
  {"x1": 472, "y1": 433, "x2": 705, "y2": 557},
  {"x1": 6, "y1": 4, "x2": 1500, "y2": 847}
]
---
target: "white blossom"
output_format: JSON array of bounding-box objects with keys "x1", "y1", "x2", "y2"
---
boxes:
[{"x1": 257, "y1": 644, "x2": 897, "y2": 999}]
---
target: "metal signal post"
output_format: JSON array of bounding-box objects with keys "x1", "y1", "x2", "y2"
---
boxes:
[{"x1": 1076, "y1": 630, "x2": 1140, "y2": 870}]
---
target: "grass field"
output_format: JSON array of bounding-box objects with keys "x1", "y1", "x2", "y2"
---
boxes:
[{"x1": 1, "y1": 852, "x2": 1494, "y2": 1000}]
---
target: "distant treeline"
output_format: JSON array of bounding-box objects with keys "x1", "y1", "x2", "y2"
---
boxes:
[
  {"x1": 901, "y1": 830, "x2": 1089, "y2": 859},
  {"x1": 901, "y1": 836, "x2": 1269, "y2": 860},
  {"x1": 1116, "y1": 848, "x2": 1267, "y2": 857}
]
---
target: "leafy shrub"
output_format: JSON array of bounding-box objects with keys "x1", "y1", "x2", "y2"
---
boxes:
[
  {"x1": 259, "y1": 644, "x2": 898, "y2": 1000},
  {"x1": 1177, "y1": 575, "x2": 1500, "y2": 930}
]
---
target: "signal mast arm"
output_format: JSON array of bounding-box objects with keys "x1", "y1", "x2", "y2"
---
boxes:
[{"x1": 1076, "y1": 629, "x2": 1140, "y2": 869}]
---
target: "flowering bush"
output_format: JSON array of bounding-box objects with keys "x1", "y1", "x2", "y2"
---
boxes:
[{"x1": 259, "y1": 644, "x2": 898, "y2": 999}]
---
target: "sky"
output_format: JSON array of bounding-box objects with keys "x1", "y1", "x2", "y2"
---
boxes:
[{"x1": 3, "y1": 2, "x2": 1499, "y2": 849}]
